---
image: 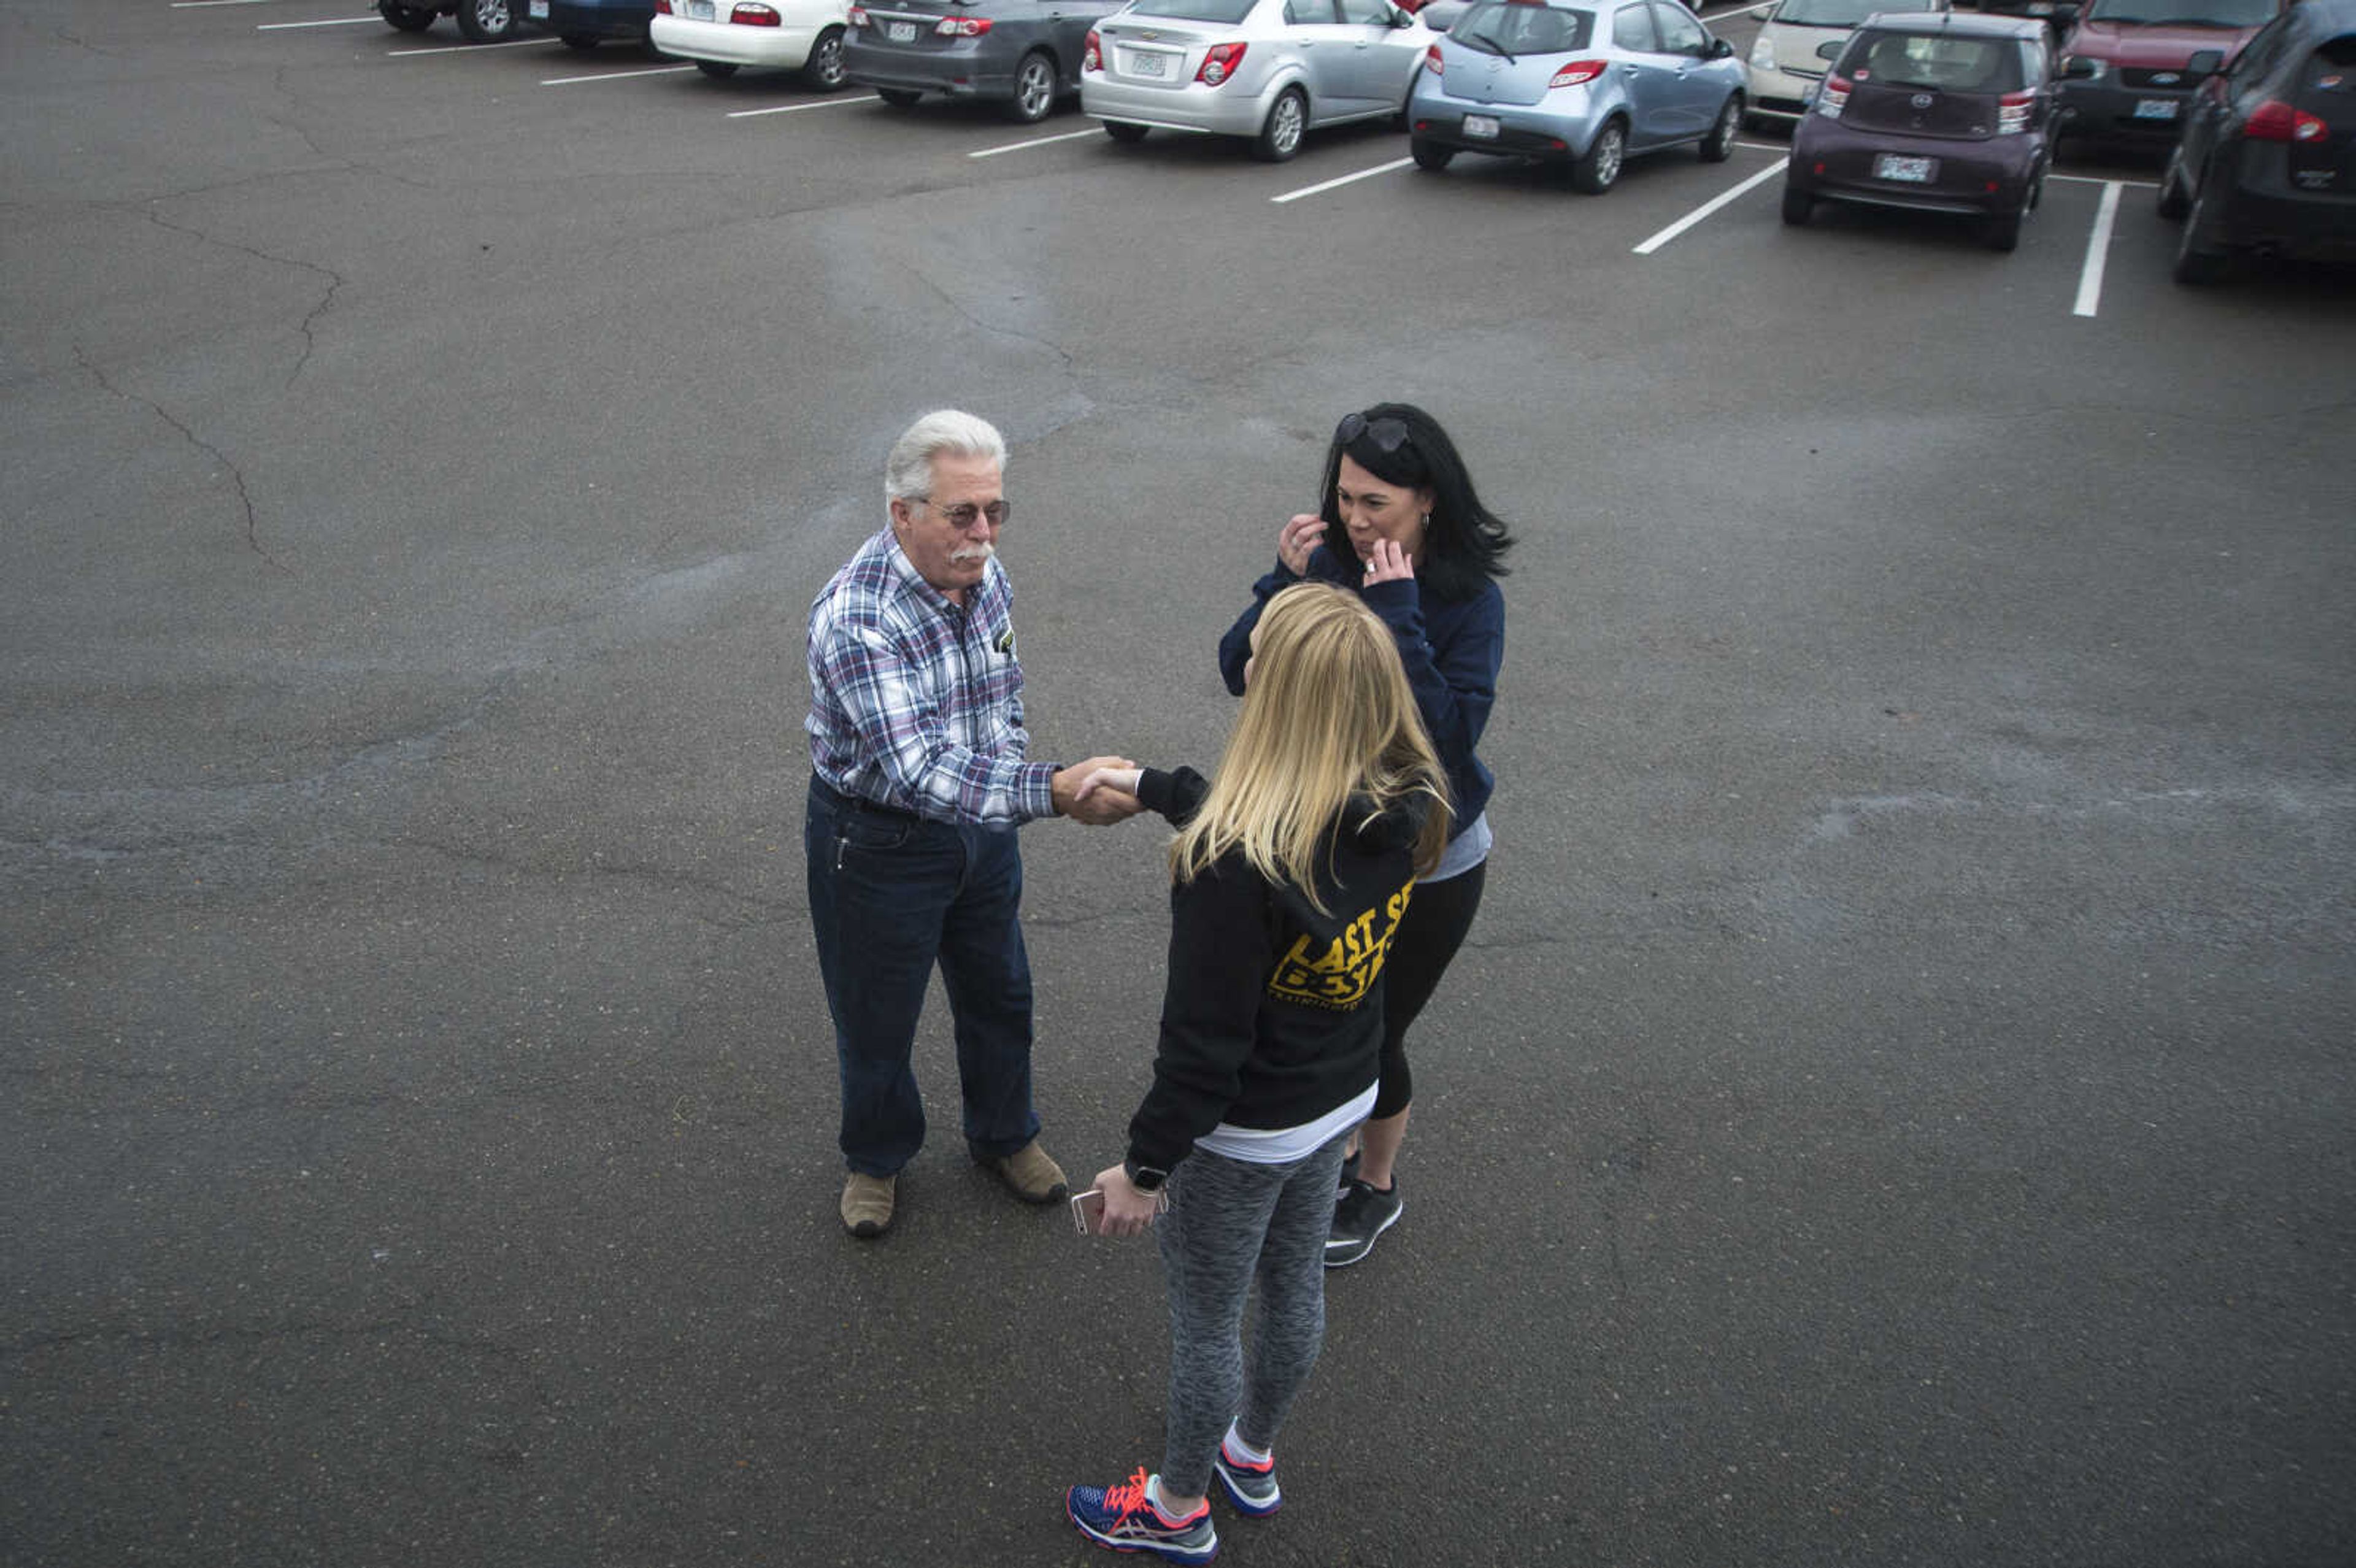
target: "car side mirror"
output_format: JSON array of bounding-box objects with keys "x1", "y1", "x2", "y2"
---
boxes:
[
  {"x1": 2060, "y1": 55, "x2": 2097, "y2": 78},
  {"x1": 1709, "y1": 36, "x2": 1733, "y2": 58},
  {"x1": 1815, "y1": 39, "x2": 1844, "y2": 60},
  {"x1": 2187, "y1": 47, "x2": 2223, "y2": 73}
]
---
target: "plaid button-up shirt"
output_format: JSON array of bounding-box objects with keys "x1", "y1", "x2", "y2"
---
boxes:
[{"x1": 805, "y1": 527, "x2": 1057, "y2": 826}]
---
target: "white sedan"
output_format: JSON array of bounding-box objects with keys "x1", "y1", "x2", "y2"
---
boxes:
[
  {"x1": 1080, "y1": 0, "x2": 1434, "y2": 161},
  {"x1": 651, "y1": 0, "x2": 853, "y2": 85}
]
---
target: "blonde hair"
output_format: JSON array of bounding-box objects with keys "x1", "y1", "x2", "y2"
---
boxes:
[{"x1": 1172, "y1": 583, "x2": 1452, "y2": 908}]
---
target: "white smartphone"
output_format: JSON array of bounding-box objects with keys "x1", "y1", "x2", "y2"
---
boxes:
[{"x1": 1071, "y1": 1186, "x2": 1170, "y2": 1236}]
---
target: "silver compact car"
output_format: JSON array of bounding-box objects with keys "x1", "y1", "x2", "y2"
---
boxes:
[
  {"x1": 1080, "y1": 0, "x2": 1437, "y2": 161},
  {"x1": 1407, "y1": 0, "x2": 1748, "y2": 191},
  {"x1": 1746, "y1": 0, "x2": 1948, "y2": 127}
]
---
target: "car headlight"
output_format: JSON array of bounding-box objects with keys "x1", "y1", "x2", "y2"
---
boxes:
[{"x1": 1749, "y1": 35, "x2": 1776, "y2": 71}]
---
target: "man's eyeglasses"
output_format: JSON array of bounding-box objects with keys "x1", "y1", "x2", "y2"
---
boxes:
[
  {"x1": 1336, "y1": 411, "x2": 1411, "y2": 455},
  {"x1": 915, "y1": 498, "x2": 1011, "y2": 528}
]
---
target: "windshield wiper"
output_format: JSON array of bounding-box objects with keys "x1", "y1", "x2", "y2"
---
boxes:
[{"x1": 1455, "y1": 27, "x2": 1519, "y2": 59}]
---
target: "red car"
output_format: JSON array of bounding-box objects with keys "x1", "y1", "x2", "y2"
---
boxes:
[
  {"x1": 2052, "y1": 0, "x2": 2284, "y2": 147},
  {"x1": 1782, "y1": 11, "x2": 2058, "y2": 251}
]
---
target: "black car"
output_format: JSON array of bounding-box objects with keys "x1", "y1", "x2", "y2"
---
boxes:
[
  {"x1": 2158, "y1": 0, "x2": 2356, "y2": 282},
  {"x1": 842, "y1": 0, "x2": 1125, "y2": 122}
]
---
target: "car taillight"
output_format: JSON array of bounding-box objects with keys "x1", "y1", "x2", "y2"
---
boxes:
[
  {"x1": 653, "y1": 0, "x2": 671, "y2": 12},
  {"x1": 1996, "y1": 89, "x2": 2033, "y2": 134},
  {"x1": 1547, "y1": 58, "x2": 1606, "y2": 90},
  {"x1": 1084, "y1": 26, "x2": 1102, "y2": 70},
  {"x1": 847, "y1": 3, "x2": 866, "y2": 21},
  {"x1": 1424, "y1": 42, "x2": 1443, "y2": 74},
  {"x1": 1198, "y1": 40, "x2": 1245, "y2": 85},
  {"x1": 730, "y1": 2, "x2": 779, "y2": 23},
  {"x1": 1815, "y1": 74, "x2": 1850, "y2": 118},
  {"x1": 2244, "y1": 98, "x2": 2328, "y2": 142},
  {"x1": 934, "y1": 13, "x2": 991, "y2": 33}
]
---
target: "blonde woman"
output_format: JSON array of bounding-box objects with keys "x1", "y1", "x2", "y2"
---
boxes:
[{"x1": 1064, "y1": 583, "x2": 1450, "y2": 1564}]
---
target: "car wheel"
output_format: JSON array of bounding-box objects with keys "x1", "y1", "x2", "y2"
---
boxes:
[
  {"x1": 801, "y1": 26, "x2": 847, "y2": 90},
  {"x1": 696, "y1": 58, "x2": 740, "y2": 77},
  {"x1": 2172, "y1": 185, "x2": 2232, "y2": 285},
  {"x1": 561, "y1": 33, "x2": 598, "y2": 48},
  {"x1": 1570, "y1": 117, "x2": 1625, "y2": 194},
  {"x1": 453, "y1": 0, "x2": 518, "y2": 42},
  {"x1": 1700, "y1": 93, "x2": 1740, "y2": 163},
  {"x1": 1007, "y1": 50, "x2": 1056, "y2": 123},
  {"x1": 877, "y1": 87, "x2": 923, "y2": 107},
  {"x1": 2155, "y1": 145, "x2": 2192, "y2": 220},
  {"x1": 1409, "y1": 134, "x2": 1454, "y2": 171},
  {"x1": 1253, "y1": 85, "x2": 1308, "y2": 163},
  {"x1": 1780, "y1": 178, "x2": 1811, "y2": 225},
  {"x1": 1103, "y1": 119, "x2": 1150, "y2": 144},
  {"x1": 379, "y1": 2, "x2": 437, "y2": 31}
]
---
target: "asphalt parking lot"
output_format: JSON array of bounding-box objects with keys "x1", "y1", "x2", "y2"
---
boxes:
[{"x1": 5, "y1": 1, "x2": 2354, "y2": 1564}]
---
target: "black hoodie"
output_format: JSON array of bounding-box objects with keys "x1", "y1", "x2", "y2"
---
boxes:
[{"x1": 1123, "y1": 766, "x2": 1430, "y2": 1176}]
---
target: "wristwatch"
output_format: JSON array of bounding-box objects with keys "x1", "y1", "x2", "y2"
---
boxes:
[{"x1": 1124, "y1": 1159, "x2": 1171, "y2": 1194}]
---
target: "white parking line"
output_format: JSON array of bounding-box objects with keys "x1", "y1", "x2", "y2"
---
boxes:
[
  {"x1": 390, "y1": 35, "x2": 562, "y2": 53},
  {"x1": 970, "y1": 127, "x2": 1102, "y2": 159},
  {"x1": 2051, "y1": 171, "x2": 2157, "y2": 188},
  {"x1": 2072, "y1": 179, "x2": 2123, "y2": 318},
  {"x1": 1271, "y1": 156, "x2": 1414, "y2": 205},
  {"x1": 1631, "y1": 156, "x2": 1785, "y2": 253},
  {"x1": 542, "y1": 63, "x2": 696, "y2": 84},
  {"x1": 726, "y1": 96, "x2": 873, "y2": 118},
  {"x1": 257, "y1": 13, "x2": 382, "y2": 26},
  {"x1": 175, "y1": 0, "x2": 284, "y2": 8}
]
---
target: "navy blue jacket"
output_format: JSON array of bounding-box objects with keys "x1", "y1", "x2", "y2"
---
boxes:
[{"x1": 1217, "y1": 549, "x2": 1503, "y2": 834}]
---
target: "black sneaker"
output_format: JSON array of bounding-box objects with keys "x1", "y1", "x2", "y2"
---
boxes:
[
  {"x1": 1212, "y1": 1434, "x2": 1280, "y2": 1517},
  {"x1": 1336, "y1": 1147, "x2": 1360, "y2": 1196},
  {"x1": 1325, "y1": 1177, "x2": 1403, "y2": 1267}
]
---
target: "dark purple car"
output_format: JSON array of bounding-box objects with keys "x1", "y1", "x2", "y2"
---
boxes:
[{"x1": 1781, "y1": 10, "x2": 2058, "y2": 250}]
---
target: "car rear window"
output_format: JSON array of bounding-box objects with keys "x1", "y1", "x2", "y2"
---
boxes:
[
  {"x1": 1774, "y1": 0, "x2": 1934, "y2": 27},
  {"x1": 1449, "y1": 1, "x2": 1594, "y2": 52},
  {"x1": 1129, "y1": 0, "x2": 1257, "y2": 21},
  {"x1": 2306, "y1": 34, "x2": 2356, "y2": 94},
  {"x1": 1844, "y1": 29, "x2": 2025, "y2": 91}
]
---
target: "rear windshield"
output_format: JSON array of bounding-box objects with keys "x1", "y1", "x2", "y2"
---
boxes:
[
  {"x1": 1844, "y1": 29, "x2": 2026, "y2": 90},
  {"x1": 1774, "y1": 0, "x2": 1935, "y2": 27},
  {"x1": 1449, "y1": 1, "x2": 1594, "y2": 52},
  {"x1": 2081, "y1": 0, "x2": 2275, "y2": 28},
  {"x1": 1128, "y1": 0, "x2": 1257, "y2": 20},
  {"x1": 2306, "y1": 35, "x2": 2356, "y2": 93}
]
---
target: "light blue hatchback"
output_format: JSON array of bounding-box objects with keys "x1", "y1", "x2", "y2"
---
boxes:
[{"x1": 1407, "y1": 0, "x2": 1747, "y2": 191}]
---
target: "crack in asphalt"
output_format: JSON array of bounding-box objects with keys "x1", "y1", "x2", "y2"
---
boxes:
[
  {"x1": 140, "y1": 204, "x2": 349, "y2": 390},
  {"x1": 75, "y1": 344, "x2": 294, "y2": 575}
]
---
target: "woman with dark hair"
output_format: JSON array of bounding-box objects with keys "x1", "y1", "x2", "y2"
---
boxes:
[{"x1": 1215, "y1": 401, "x2": 1512, "y2": 1267}]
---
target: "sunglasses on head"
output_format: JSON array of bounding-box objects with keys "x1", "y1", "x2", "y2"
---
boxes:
[{"x1": 1336, "y1": 411, "x2": 1411, "y2": 455}]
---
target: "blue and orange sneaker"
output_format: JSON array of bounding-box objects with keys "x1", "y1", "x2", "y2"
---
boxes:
[
  {"x1": 1212, "y1": 1435, "x2": 1280, "y2": 1517},
  {"x1": 1065, "y1": 1467, "x2": 1220, "y2": 1562}
]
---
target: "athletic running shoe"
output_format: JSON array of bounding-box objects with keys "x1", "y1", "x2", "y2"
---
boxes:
[
  {"x1": 1065, "y1": 1467, "x2": 1219, "y2": 1562},
  {"x1": 1212, "y1": 1436, "x2": 1280, "y2": 1516},
  {"x1": 1325, "y1": 1177, "x2": 1403, "y2": 1268},
  {"x1": 1336, "y1": 1148, "x2": 1360, "y2": 1196}
]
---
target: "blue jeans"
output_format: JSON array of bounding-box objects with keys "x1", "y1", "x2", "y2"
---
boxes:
[{"x1": 804, "y1": 777, "x2": 1041, "y2": 1177}]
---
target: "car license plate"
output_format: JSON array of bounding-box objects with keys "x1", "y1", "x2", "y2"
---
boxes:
[
  {"x1": 1874, "y1": 153, "x2": 1937, "y2": 182},
  {"x1": 528, "y1": 0, "x2": 547, "y2": 14},
  {"x1": 2133, "y1": 98, "x2": 2179, "y2": 120},
  {"x1": 1463, "y1": 113, "x2": 1500, "y2": 139},
  {"x1": 687, "y1": 0, "x2": 714, "y2": 17},
  {"x1": 887, "y1": 19, "x2": 917, "y2": 39},
  {"x1": 1126, "y1": 49, "x2": 1168, "y2": 79}
]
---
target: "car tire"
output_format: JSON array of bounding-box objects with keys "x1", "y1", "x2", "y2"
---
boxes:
[
  {"x1": 561, "y1": 33, "x2": 598, "y2": 48},
  {"x1": 1780, "y1": 179, "x2": 1811, "y2": 225},
  {"x1": 1103, "y1": 119, "x2": 1150, "y2": 144},
  {"x1": 453, "y1": 0, "x2": 518, "y2": 42},
  {"x1": 1700, "y1": 93, "x2": 1740, "y2": 163},
  {"x1": 696, "y1": 58, "x2": 740, "y2": 77},
  {"x1": 379, "y1": 2, "x2": 437, "y2": 31},
  {"x1": 1007, "y1": 50, "x2": 1057, "y2": 123},
  {"x1": 801, "y1": 26, "x2": 847, "y2": 90},
  {"x1": 1569, "y1": 117, "x2": 1625, "y2": 194},
  {"x1": 2155, "y1": 145, "x2": 2192, "y2": 220},
  {"x1": 2172, "y1": 185, "x2": 2231, "y2": 285},
  {"x1": 877, "y1": 87, "x2": 923, "y2": 106},
  {"x1": 1253, "y1": 85, "x2": 1308, "y2": 163},
  {"x1": 1409, "y1": 134, "x2": 1454, "y2": 171}
]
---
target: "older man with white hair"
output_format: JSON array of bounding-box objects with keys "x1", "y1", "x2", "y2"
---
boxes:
[{"x1": 804, "y1": 409, "x2": 1140, "y2": 1239}]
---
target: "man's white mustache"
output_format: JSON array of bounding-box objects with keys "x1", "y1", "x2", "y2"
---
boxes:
[{"x1": 950, "y1": 542, "x2": 996, "y2": 566}]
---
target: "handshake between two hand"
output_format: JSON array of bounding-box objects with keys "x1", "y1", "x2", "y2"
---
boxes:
[{"x1": 1051, "y1": 757, "x2": 1149, "y2": 826}]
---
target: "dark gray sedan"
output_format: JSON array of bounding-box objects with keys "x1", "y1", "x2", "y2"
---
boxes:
[{"x1": 843, "y1": 0, "x2": 1126, "y2": 120}]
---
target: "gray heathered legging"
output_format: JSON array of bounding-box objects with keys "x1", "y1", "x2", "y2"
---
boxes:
[{"x1": 1155, "y1": 1131, "x2": 1352, "y2": 1497}]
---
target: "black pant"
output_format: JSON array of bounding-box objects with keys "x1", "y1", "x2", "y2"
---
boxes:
[{"x1": 1372, "y1": 859, "x2": 1485, "y2": 1120}]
